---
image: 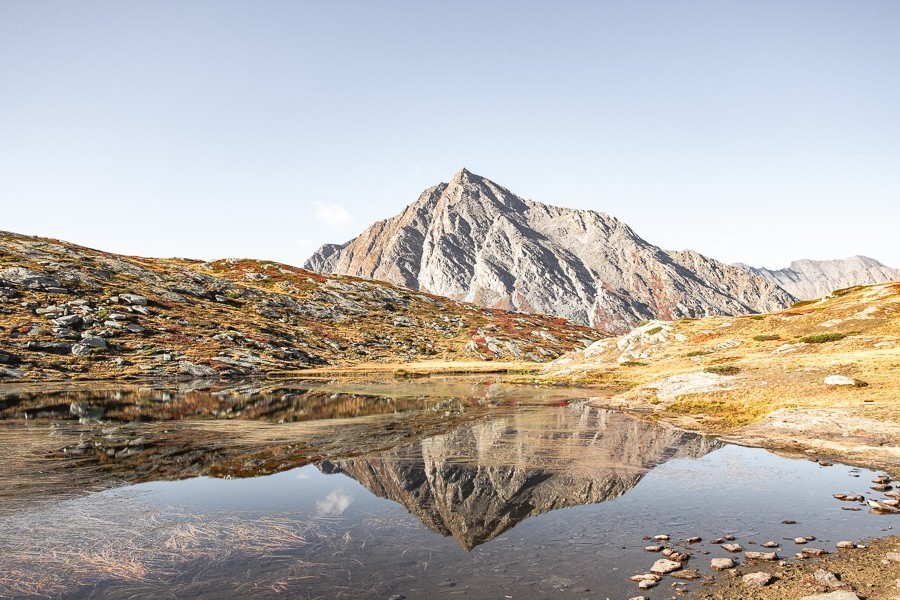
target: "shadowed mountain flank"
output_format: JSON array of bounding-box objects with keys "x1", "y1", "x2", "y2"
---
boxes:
[{"x1": 321, "y1": 406, "x2": 718, "y2": 550}]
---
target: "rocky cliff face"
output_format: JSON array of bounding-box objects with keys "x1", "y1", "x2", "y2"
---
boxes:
[
  {"x1": 735, "y1": 256, "x2": 900, "y2": 300},
  {"x1": 306, "y1": 169, "x2": 795, "y2": 333},
  {"x1": 320, "y1": 406, "x2": 717, "y2": 550}
]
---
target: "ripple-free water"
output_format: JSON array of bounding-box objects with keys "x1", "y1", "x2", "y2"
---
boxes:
[{"x1": 0, "y1": 383, "x2": 896, "y2": 599}]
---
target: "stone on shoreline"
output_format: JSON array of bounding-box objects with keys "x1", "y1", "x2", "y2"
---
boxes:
[
  {"x1": 800, "y1": 591, "x2": 861, "y2": 600},
  {"x1": 650, "y1": 559, "x2": 682, "y2": 574},
  {"x1": 746, "y1": 551, "x2": 778, "y2": 561},
  {"x1": 711, "y1": 557, "x2": 736, "y2": 570},
  {"x1": 743, "y1": 572, "x2": 774, "y2": 586}
]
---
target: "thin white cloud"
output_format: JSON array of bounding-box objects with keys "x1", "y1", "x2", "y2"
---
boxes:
[
  {"x1": 316, "y1": 489, "x2": 353, "y2": 516},
  {"x1": 311, "y1": 201, "x2": 351, "y2": 228}
]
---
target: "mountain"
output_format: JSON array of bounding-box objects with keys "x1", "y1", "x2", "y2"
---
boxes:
[
  {"x1": 735, "y1": 256, "x2": 900, "y2": 300},
  {"x1": 0, "y1": 231, "x2": 599, "y2": 381},
  {"x1": 320, "y1": 405, "x2": 717, "y2": 550},
  {"x1": 305, "y1": 169, "x2": 795, "y2": 333}
]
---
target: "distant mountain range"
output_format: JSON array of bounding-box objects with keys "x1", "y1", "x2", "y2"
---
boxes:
[
  {"x1": 734, "y1": 256, "x2": 900, "y2": 300},
  {"x1": 305, "y1": 169, "x2": 794, "y2": 333}
]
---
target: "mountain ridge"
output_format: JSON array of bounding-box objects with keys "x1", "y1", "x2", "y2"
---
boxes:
[
  {"x1": 306, "y1": 169, "x2": 796, "y2": 333},
  {"x1": 735, "y1": 256, "x2": 900, "y2": 300}
]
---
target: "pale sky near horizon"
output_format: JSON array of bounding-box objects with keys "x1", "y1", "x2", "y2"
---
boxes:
[{"x1": 1, "y1": 1, "x2": 898, "y2": 270}]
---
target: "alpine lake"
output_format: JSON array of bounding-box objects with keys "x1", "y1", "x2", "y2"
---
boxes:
[{"x1": 0, "y1": 376, "x2": 896, "y2": 599}]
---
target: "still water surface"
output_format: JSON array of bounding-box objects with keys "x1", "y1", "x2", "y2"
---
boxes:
[{"x1": 0, "y1": 378, "x2": 895, "y2": 599}]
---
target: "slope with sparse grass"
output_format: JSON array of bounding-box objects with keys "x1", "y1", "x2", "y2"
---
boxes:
[
  {"x1": 0, "y1": 231, "x2": 602, "y2": 382},
  {"x1": 541, "y1": 282, "x2": 900, "y2": 470}
]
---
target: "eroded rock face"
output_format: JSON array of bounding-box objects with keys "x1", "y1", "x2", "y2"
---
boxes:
[
  {"x1": 320, "y1": 406, "x2": 718, "y2": 550},
  {"x1": 736, "y1": 256, "x2": 900, "y2": 300},
  {"x1": 305, "y1": 169, "x2": 795, "y2": 333}
]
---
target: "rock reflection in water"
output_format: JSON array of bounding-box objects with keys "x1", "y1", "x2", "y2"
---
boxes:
[{"x1": 321, "y1": 405, "x2": 719, "y2": 550}]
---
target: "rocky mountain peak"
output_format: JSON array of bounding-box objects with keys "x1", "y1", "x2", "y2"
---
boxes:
[{"x1": 305, "y1": 170, "x2": 796, "y2": 333}]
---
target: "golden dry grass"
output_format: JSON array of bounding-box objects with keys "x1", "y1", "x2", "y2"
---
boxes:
[{"x1": 540, "y1": 283, "x2": 900, "y2": 462}]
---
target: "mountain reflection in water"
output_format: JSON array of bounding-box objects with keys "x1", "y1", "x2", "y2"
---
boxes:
[{"x1": 321, "y1": 406, "x2": 719, "y2": 550}]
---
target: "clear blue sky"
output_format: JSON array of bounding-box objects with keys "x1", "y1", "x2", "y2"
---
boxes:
[{"x1": 1, "y1": 1, "x2": 898, "y2": 269}]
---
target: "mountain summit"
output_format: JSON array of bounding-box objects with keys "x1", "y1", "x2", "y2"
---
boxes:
[{"x1": 305, "y1": 169, "x2": 795, "y2": 332}]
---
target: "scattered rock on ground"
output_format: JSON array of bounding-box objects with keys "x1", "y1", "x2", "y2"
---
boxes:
[
  {"x1": 800, "y1": 591, "x2": 861, "y2": 600},
  {"x1": 711, "y1": 557, "x2": 737, "y2": 570},
  {"x1": 743, "y1": 572, "x2": 774, "y2": 586}
]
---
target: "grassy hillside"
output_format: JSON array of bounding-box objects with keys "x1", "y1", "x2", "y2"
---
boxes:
[
  {"x1": 0, "y1": 231, "x2": 601, "y2": 382},
  {"x1": 542, "y1": 282, "x2": 900, "y2": 468}
]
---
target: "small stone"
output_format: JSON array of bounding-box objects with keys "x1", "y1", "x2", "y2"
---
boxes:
[
  {"x1": 71, "y1": 342, "x2": 92, "y2": 356},
  {"x1": 118, "y1": 293, "x2": 148, "y2": 306},
  {"x1": 654, "y1": 534, "x2": 670, "y2": 541},
  {"x1": 799, "y1": 591, "x2": 861, "y2": 600},
  {"x1": 650, "y1": 559, "x2": 682, "y2": 574},
  {"x1": 742, "y1": 572, "x2": 773, "y2": 587},
  {"x1": 824, "y1": 375, "x2": 856, "y2": 386},
  {"x1": 178, "y1": 361, "x2": 218, "y2": 377},
  {"x1": 124, "y1": 323, "x2": 145, "y2": 334},
  {"x1": 762, "y1": 541, "x2": 780, "y2": 548},
  {"x1": 629, "y1": 574, "x2": 661, "y2": 583},
  {"x1": 795, "y1": 537, "x2": 808, "y2": 544},
  {"x1": 53, "y1": 314, "x2": 82, "y2": 328},
  {"x1": 638, "y1": 580, "x2": 657, "y2": 590},
  {"x1": 663, "y1": 551, "x2": 690, "y2": 562},
  {"x1": 644, "y1": 545, "x2": 664, "y2": 552},
  {"x1": 782, "y1": 520, "x2": 797, "y2": 524},
  {"x1": 722, "y1": 543, "x2": 742, "y2": 552},
  {"x1": 628, "y1": 597, "x2": 650, "y2": 600},
  {"x1": 724, "y1": 535, "x2": 736, "y2": 541},
  {"x1": 670, "y1": 569, "x2": 700, "y2": 581},
  {"x1": 686, "y1": 536, "x2": 702, "y2": 544},
  {"x1": 0, "y1": 366, "x2": 24, "y2": 379},
  {"x1": 711, "y1": 558, "x2": 736, "y2": 570},
  {"x1": 813, "y1": 569, "x2": 844, "y2": 589},
  {"x1": 745, "y1": 551, "x2": 778, "y2": 561},
  {"x1": 81, "y1": 333, "x2": 107, "y2": 348},
  {"x1": 836, "y1": 541, "x2": 855, "y2": 549},
  {"x1": 711, "y1": 537, "x2": 725, "y2": 544},
  {"x1": 801, "y1": 548, "x2": 828, "y2": 557}
]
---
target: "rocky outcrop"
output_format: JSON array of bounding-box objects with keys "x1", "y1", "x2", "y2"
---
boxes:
[
  {"x1": 735, "y1": 256, "x2": 900, "y2": 300},
  {"x1": 306, "y1": 169, "x2": 795, "y2": 333},
  {"x1": 321, "y1": 406, "x2": 717, "y2": 549}
]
